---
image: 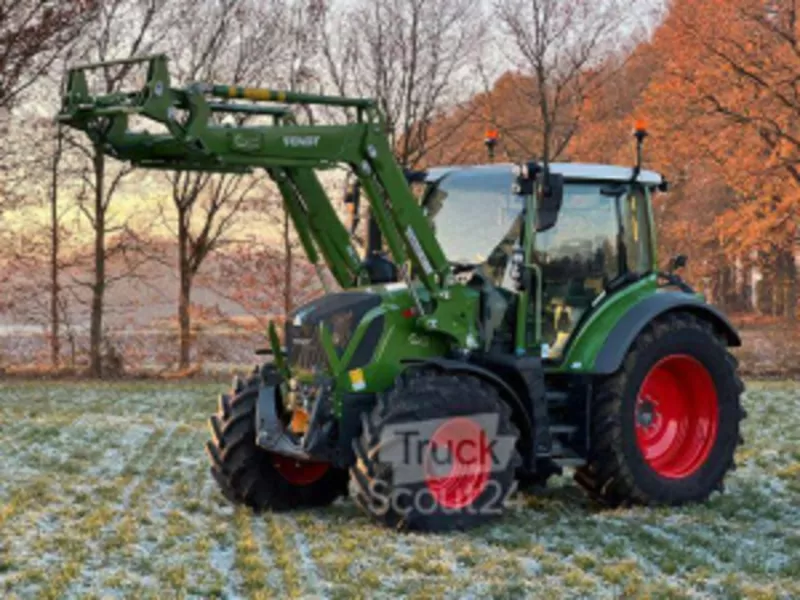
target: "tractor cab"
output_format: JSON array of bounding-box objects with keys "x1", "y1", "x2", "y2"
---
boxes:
[{"x1": 421, "y1": 163, "x2": 665, "y2": 360}]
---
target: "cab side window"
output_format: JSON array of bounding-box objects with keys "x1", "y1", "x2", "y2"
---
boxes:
[{"x1": 622, "y1": 186, "x2": 653, "y2": 274}]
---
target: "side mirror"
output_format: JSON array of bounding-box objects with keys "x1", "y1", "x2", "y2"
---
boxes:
[
  {"x1": 670, "y1": 254, "x2": 688, "y2": 273},
  {"x1": 536, "y1": 172, "x2": 563, "y2": 232}
]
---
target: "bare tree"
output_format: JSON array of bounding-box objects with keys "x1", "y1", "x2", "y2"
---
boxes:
[
  {"x1": 64, "y1": 0, "x2": 174, "y2": 377},
  {"x1": 0, "y1": 0, "x2": 94, "y2": 110},
  {"x1": 48, "y1": 124, "x2": 64, "y2": 366},
  {"x1": 321, "y1": 0, "x2": 486, "y2": 167},
  {"x1": 0, "y1": 1, "x2": 94, "y2": 220},
  {"x1": 164, "y1": 0, "x2": 305, "y2": 368},
  {"x1": 167, "y1": 174, "x2": 264, "y2": 367},
  {"x1": 0, "y1": 113, "x2": 85, "y2": 370},
  {"x1": 494, "y1": 0, "x2": 645, "y2": 163}
]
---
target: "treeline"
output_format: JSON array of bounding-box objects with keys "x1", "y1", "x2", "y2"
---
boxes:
[
  {"x1": 423, "y1": 0, "x2": 799, "y2": 322},
  {"x1": 1, "y1": 0, "x2": 797, "y2": 378}
]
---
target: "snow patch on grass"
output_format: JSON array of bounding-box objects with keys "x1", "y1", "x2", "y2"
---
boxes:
[{"x1": 0, "y1": 380, "x2": 798, "y2": 598}]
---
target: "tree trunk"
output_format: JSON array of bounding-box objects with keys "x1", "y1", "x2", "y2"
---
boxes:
[
  {"x1": 178, "y1": 216, "x2": 192, "y2": 369},
  {"x1": 283, "y1": 207, "x2": 293, "y2": 315},
  {"x1": 89, "y1": 147, "x2": 105, "y2": 378},
  {"x1": 773, "y1": 251, "x2": 787, "y2": 317},
  {"x1": 783, "y1": 250, "x2": 797, "y2": 322},
  {"x1": 738, "y1": 259, "x2": 752, "y2": 312},
  {"x1": 49, "y1": 127, "x2": 62, "y2": 368},
  {"x1": 716, "y1": 267, "x2": 733, "y2": 312}
]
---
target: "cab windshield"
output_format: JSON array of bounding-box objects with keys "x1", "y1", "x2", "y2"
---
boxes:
[{"x1": 422, "y1": 168, "x2": 520, "y2": 267}]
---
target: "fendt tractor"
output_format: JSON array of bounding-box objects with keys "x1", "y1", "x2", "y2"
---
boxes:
[{"x1": 59, "y1": 55, "x2": 745, "y2": 531}]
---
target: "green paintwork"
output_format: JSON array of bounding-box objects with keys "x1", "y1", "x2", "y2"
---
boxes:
[
  {"x1": 294, "y1": 284, "x2": 459, "y2": 416},
  {"x1": 549, "y1": 186, "x2": 663, "y2": 374},
  {"x1": 268, "y1": 321, "x2": 288, "y2": 379},
  {"x1": 273, "y1": 167, "x2": 362, "y2": 286},
  {"x1": 552, "y1": 275, "x2": 660, "y2": 373},
  {"x1": 515, "y1": 189, "x2": 538, "y2": 355}
]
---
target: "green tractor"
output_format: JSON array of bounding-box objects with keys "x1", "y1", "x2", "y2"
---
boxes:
[{"x1": 59, "y1": 55, "x2": 745, "y2": 531}]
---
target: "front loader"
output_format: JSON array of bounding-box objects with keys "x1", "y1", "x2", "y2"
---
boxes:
[{"x1": 58, "y1": 55, "x2": 746, "y2": 531}]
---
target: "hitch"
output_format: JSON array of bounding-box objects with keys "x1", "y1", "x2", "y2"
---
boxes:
[
  {"x1": 255, "y1": 370, "x2": 339, "y2": 464},
  {"x1": 255, "y1": 384, "x2": 314, "y2": 461}
]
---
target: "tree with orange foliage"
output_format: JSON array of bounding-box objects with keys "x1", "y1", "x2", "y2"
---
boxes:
[
  {"x1": 646, "y1": 0, "x2": 799, "y2": 320},
  {"x1": 419, "y1": 0, "x2": 649, "y2": 167}
]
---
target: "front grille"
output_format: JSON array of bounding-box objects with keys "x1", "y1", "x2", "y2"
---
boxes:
[
  {"x1": 285, "y1": 321, "x2": 328, "y2": 371},
  {"x1": 285, "y1": 292, "x2": 382, "y2": 372}
]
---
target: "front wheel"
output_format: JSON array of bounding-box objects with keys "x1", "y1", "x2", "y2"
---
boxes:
[
  {"x1": 205, "y1": 371, "x2": 348, "y2": 511},
  {"x1": 575, "y1": 313, "x2": 746, "y2": 506}
]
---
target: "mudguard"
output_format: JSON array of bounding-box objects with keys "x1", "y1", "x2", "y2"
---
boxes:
[{"x1": 592, "y1": 292, "x2": 741, "y2": 375}]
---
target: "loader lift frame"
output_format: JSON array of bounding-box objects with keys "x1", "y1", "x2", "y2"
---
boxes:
[{"x1": 58, "y1": 54, "x2": 501, "y2": 347}]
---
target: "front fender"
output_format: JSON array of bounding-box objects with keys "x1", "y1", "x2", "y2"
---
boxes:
[{"x1": 400, "y1": 357, "x2": 534, "y2": 450}]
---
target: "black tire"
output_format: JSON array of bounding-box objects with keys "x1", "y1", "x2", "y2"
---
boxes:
[
  {"x1": 206, "y1": 369, "x2": 348, "y2": 511},
  {"x1": 350, "y1": 371, "x2": 521, "y2": 532},
  {"x1": 575, "y1": 312, "x2": 746, "y2": 506}
]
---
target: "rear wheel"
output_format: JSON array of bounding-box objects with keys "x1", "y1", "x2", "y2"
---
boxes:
[
  {"x1": 575, "y1": 313, "x2": 745, "y2": 506},
  {"x1": 205, "y1": 369, "x2": 348, "y2": 511}
]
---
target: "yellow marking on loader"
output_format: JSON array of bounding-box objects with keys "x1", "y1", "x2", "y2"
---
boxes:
[
  {"x1": 241, "y1": 87, "x2": 273, "y2": 101},
  {"x1": 349, "y1": 368, "x2": 366, "y2": 391}
]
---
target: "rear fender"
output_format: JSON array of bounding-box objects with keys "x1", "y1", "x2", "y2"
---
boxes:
[{"x1": 592, "y1": 292, "x2": 741, "y2": 375}]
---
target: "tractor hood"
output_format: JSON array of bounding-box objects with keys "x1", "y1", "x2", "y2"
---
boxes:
[
  {"x1": 285, "y1": 282, "x2": 429, "y2": 377},
  {"x1": 286, "y1": 291, "x2": 384, "y2": 374}
]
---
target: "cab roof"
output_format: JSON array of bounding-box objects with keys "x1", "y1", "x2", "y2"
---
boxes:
[{"x1": 425, "y1": 162, "x2": 665, "y2": 187}]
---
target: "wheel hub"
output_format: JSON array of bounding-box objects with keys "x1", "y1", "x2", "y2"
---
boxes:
[
  {"x1": 272, "y1": 454, "x2": 330, "y2": 486},
  {"x1": 635, "y1": 398, "x2": 657, "y2": 428},
  {"x1": 424, "y1": 417, "x2": 492, "y2": 509},
  {"x1": 634, "y1": 354, "x2": 719, "y2": 479}
]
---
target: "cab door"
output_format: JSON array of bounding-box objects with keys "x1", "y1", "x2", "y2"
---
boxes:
[{"x1": 535, "y1": 183, "x2": 653, "y2": 360}]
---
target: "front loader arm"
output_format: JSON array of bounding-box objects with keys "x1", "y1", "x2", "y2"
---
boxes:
[
  {"x1": 58, "y1": 55, "x2": 482, "y2": 348},
  {"x1": 272, "y1": 167, "x2": 362, "y2": 288}
]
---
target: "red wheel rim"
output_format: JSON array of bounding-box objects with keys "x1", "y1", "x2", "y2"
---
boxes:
[
  {"x1": 635, "y1": 354, "x2": 719, "y2": 479},
  {"x1": 271, "y1": 454, "x2": 329, "y2": 486},
  {"x1": 424, "y1": 417, "x2": 492, "y2": 509}
]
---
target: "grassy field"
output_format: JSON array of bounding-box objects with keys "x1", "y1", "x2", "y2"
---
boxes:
[{"x1": 0, "y1": 381, "x2": 797, "y2": 599}]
